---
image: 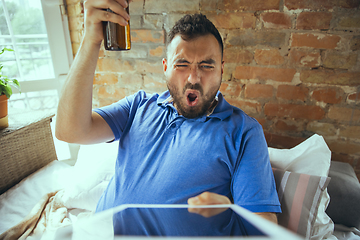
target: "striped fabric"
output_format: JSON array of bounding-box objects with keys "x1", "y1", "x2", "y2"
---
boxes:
[{"x1": 273, "y1": 168, "x2": 331, "y2": 239}]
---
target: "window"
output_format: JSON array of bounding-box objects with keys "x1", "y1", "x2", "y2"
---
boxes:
[{"x1": 0, "y1": 0, "x2": 74, "y2": 161}]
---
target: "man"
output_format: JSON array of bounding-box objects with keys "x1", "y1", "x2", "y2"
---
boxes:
[{"x1": 55, "y1": 0, "x2": 281, "y2": 223}]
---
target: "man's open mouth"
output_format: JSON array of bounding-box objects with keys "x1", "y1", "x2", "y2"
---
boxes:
[{"x1": 186, "y1": 90, "x2": 199, "y2": 107}]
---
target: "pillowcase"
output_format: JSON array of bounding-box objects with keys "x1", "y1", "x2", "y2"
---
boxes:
[
  {"x1": 61, "y1": 142, "x2": 119, "y2": 212},
  {"x1": 269, "y1": 134, "x2": 331, "y2": 177},
  {"x1": 268, "y1": 134, "x2": 333, "y2": 240},
  {"x1": 273, "y1": 168, "x2": 331, "y2": 239}
]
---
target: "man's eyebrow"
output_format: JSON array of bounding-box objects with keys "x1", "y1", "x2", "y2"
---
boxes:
[
  {"x1": 173, "y1": 58, "x2": 216, "y2": 64},
  {"x1": 174, "y1": 59, "x2": 190, "y2": 64},
  {"x1": 199, "y1": 59, "x2": 216, "y2": 65}
]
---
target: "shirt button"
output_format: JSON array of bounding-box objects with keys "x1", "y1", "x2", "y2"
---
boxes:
[{"x1": 171, "y1": 123, "x2": 176, "y2": 129}]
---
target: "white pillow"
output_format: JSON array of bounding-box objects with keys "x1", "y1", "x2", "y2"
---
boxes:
[
  {"x1": 0, "y1": 160, "x2": 72, "y2": 235},
  {"x1": 268, "y1": 134, "x2": 333, "y2": 240},
  {"x1": 62, "y1": 142, "x2": 118, "y2": 212}
]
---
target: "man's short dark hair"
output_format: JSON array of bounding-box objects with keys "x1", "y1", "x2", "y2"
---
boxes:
[{"x1": 167, "y1": 14, "x2": 224, "y2": 59}]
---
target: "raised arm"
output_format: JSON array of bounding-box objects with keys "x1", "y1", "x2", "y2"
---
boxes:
[{"x1": 55, "y1": 0, "x2": 130, "y2": 144}]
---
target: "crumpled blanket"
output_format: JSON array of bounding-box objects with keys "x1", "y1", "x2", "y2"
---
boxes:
[{"x1": 0, "y1": 190, "x2": 71, "y2": 240}]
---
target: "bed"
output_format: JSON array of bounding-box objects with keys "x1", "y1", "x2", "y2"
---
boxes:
[{"x1": 0, "y1": 115, "x2": 359, "y2": 240}]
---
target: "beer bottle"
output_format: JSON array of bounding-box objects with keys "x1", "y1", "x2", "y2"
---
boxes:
[{"x1": 103, "y1": 2, "x2": 131, "y2": 51}]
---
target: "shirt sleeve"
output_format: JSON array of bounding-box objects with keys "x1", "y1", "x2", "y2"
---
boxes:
[
  {"x1": 231, "y1": 120, "x2": 281, "y2": 213},
  {"x1": 93, "y1": 90, "x2": 147, "y2": 141}
]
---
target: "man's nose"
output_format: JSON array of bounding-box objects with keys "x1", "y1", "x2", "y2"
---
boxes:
[{"x1": 187, "y1": 65, "x2": 201, "y2": 84}]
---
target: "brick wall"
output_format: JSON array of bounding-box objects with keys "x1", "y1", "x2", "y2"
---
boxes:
[{"x1": 66, "y1": 0, "x2": 360, "y2": 179}]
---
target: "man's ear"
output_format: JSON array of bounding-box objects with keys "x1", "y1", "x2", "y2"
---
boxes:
[
  {"x1": 162, "y1": 58, "x2": 167, "y2": 73},
  {"x1": 221, "y1": 61, "x2": 225, "y2": 75}
]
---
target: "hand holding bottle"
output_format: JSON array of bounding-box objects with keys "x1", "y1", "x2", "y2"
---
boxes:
[{"x1": 82, "y1": 0, "x2": 130, "y2": 48}]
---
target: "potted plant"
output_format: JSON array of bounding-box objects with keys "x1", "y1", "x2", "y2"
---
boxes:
[{"x1": 0, "y1": 47, "x2": 21, "y2": 129}]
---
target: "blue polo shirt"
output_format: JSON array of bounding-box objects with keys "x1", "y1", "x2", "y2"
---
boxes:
[{"x1": 94, "y1": 90, "x2": 281, "y2": 213}]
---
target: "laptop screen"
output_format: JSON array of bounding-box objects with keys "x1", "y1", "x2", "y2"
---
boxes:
[{"x1": 112, "y1": 206, "x2": 268, "y2": 237}]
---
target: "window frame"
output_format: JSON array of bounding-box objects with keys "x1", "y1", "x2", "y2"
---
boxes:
[
  {"x1": 1, "y1": 0, "x2": 73, "y2": 93},
  {"x1": 1, "y1": 0, "x2": 76, "y2": 161}
]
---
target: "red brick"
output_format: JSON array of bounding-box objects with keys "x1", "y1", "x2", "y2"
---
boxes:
[
  {"x1": 144, "y1": 74, "x2": 167, "y2": 93},
  {"x1": 117, "y1": 73, "x2": 143, "y2": 87},
  {"x1": 131, "y1": 29, "x2": 164, "y2": 43},
  {"x1": 234, "y1": 66, "x2": 296, "y2": 82},
  {"x1": 275, "y1": 119, "x2": 303, "y2": 132},
  {"x1": 223, "y1": 0, "x2": 280, "y2": 11},
  {"x1": 245, "y1": 84, "x2": 274, "y2": 99},
  {"x1": 311, "y1": 88, "x2": 342, "y2": 104},
  {"x1": 331, "y1": 153, "x2": 356, "y2": 165},
  {"x1": 66, "y1": 0, "x2": 80, "y2": 5},
  {"x1": 277, "y1": 85, "x2": 309, "y2": 101},
  {"x1": 71, "y1": 43, "x2": 80, "y2": 57},
  {"x1": 207, "y1": 12, "x2": 256, "y2": 29},
  {"x1": 97, "y1": 85, "x2": 127, "y2": 100},
  {"x1": 200, "y1": 0, "x2": 220, "y2": 11},
  {"x1": 306, "y1": 122, "x2": 337, "y2": 136},
  {"x1": 96, "y1": 98, "x2": 118, "y2": 108},
  {"x1": 149, "y1": 46, "x2": 165, "y2": 57},
  {"x1": 336, "y1": 15, "x2": 360, "y2": 29},
  {"x1": 225, "y1": 98, "x2": 261, "y2": 114},
  {"x1": 227, "y1": 30, "x2": 286, "y2": 48},
  {"x1": 129, "y1": 0, "x2": 144, "y2": 15},
  {"x1": 296, "y1": 12, "x2": 332, "y2": 30},
  {"x1": 224, "y1": 48, "x2": 253, "y2": 64},
  {"x1": 285, "y1": 0, "x2": 360, "y2": 10},
  {"x1": 144, "y1": 15, "x2": 164, "y2": 30},
  {"x1": 356, "y1": 159, "x2": 360, "y2": 171},
  {"x1": 135, "y1": 59, "x2": 163, "y2": 74},
  {"x1": 348, "y1": 92, "x2": 360, "y2": 101},
  {"x1": 97, "y1": 58, "x2": 135, "y2": 72},
  {"x1": 94, "y1": 73, "x2": 118, "y2": 85},
  {"x1": 322, "y1": 50, "x2": 358, "y2": 69},
  {"x1": 144, "y1": 0, "x2": 200, "y2": 13},
  {"x1": 264, "y1": 103, "x2": 325, "y2": 120},
  {"x1": 328, "y1": 106, "x2": 360, "y2": 123},
  {"x1": 261, "y1": 12, "x2": 292, "y2": 29},
  {"x1": 219, "y1": 82, "x2": 243, "y2": 98},
  {"x1": 264, "y1": 131, "x2": 306, "y2": 149},
  {"x1": 223, "y1": 64, "x2": 235, "y2": 81},
  {"x1": 69, "y1": 30, "x2": 83, "y2": 44},
  {"x1": 327, "y1": 140, "x2": 360, "y2": 155},
  {"x1": 68, "y1": 16, "x2": 83, "y2": 31},
  {"x1": 289, "y1": 49, "x2": 321, "y2": 68},
  {"x1": 350, "y1": 36, "x2": 360, "y2": 51},
  {"x1": 255, "y1": 117, "x2": 267, "y2": 127},
  {"x1": 340, "y1": 126, "x2": 360, "y2": 139},
  {"x1": 254, "y1": 49, "x2": 284, "y2": 66},
  {"x1": 291, "y1": 33, "x2": 341, "y2": 49},
  {"x1": 301, "y1": 69, "x2": 360, "y2": 86}
]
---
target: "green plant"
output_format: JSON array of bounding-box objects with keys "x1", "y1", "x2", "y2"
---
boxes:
[{"x1": 0, "y1": 48, "x2": 20, "y2": 98}]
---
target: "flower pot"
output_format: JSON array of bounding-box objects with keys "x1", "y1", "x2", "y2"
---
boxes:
[{"x1": 0, "y1": 94, "x2": 9, "y2": 129}]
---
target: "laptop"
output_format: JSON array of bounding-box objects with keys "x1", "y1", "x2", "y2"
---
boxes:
[{"x1": 62, "y1": 204, "x2": 303, "y2": 240}]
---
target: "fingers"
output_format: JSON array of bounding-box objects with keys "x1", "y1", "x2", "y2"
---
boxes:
[
  {"x1": 86, "y1": 0, "x2": 128, "y2": 10},
  {"x1": 188, "y1": 207, "x2": 228, "y2": 218},
  {"x1": 187, "y1": 192, "x2": 232, "y2": 205},
  {"x1": 187, "y1": 192, "x2": 230, "y2": 218},
  {"x1": 84, "y1": 0, "x2": 130, "y2": 26}
]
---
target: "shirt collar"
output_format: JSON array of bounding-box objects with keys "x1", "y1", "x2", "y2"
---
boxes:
[{"x1": 157, "y1": 91, "x2": 233, "y2": 121}]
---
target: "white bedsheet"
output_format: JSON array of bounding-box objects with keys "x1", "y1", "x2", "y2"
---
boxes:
[
  {"x1": 0, "y1": 160, "x2": 71, "y2": 235},
  {"x1": 0, "y1": 142, "x2": 117, "y2": 239},
  {"x1": 0, "y1": 141, "x2": 357, "y2": 240}
]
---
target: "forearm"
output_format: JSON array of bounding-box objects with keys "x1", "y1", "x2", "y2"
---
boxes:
[
  {"x1": 55, "y1": 0, "x2": 130, "y2": 144},
  {"x1": 55, "y1": 39, "x2": 100, "y2": 143}
]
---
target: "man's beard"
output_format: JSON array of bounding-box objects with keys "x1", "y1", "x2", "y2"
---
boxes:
[{"x1": 167, "y1": 82, "x2": 220, "y2": 119}]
